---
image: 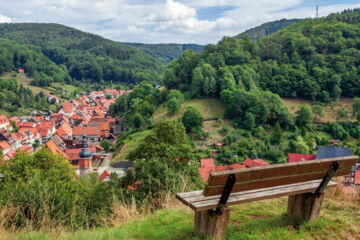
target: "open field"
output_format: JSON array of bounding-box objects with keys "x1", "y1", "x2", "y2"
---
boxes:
[
  {"x1": 2, "y1": 72, "x2": 53, "y2": 95},
  {"x1": 153, "y1": 98, "x2": 226, "y2": 122},
  {"x1": 282, "y1": 97, "x2": 355, "y2": 122},
  {"x1": 52, "y1": 82, "x2": 80, "y2": 93},
  {"x1": 13, "y1": 187, "x2": 360, "y2": 239},
  {"x1": 112, "y1": 130, "x2": 151, "y2": 163}
]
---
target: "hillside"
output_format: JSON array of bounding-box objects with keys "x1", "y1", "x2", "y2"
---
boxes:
[
  {"x1": 124, "y1": 43, "x2": 204, "y2": 65},
  {"x1": 164, "y1": 9, "x2": 360, "y2": 102},
  {"x1": 0, "y1": 23, "x2": 163, "y2": 86},
  {"x1": 236, "y1": 18, "x2": 301, "y2": 41},
  {"x1": 12, "y1": 189, "x2": 360, "y2": 239}
]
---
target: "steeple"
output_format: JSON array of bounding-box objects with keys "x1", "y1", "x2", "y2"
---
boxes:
[{"x1": 79, "y1": 129, "x2": 92, "y2": 159}]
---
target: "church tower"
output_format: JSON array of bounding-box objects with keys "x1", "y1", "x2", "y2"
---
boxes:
[{"x1": 79, "y1": 130, "x2": 92, "y2": 175}]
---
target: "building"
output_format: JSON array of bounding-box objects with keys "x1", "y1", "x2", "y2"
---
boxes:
[
  {"x1": 78, "y1": 132, "x2": 93, "y2": 175},
  {"x1": 288, "y1": 153, "x2": 316, "y2": 163},
  {"x1": 243, "y1": 158, "x2": 270, "y2": 168},
  {"x1": 316, "y1": 146, "x2": 352, "y2": 159},
  {"x1": 73, "y1": 126, "x2": 100, "y2": 142}
]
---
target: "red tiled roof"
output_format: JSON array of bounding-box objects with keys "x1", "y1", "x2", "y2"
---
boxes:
[
  {"x1": 215, "y1": 165, "x2": 229, "y2": 171},
  {"x1": 56, "y1": 123, "x2": 72, "y2": 136},
  {"x1": 243, "y1": 159, "x2": 270, "y2": 168},
  {"x1": 355, "y1": 170, "x2": 360, "y2": 185},
  {"x1": 20, "y1": 145, "x2": 34, "y2": 153},
  {"x1": 0, "y1": 115, "x2": 8, "y2": 124},
  {"x1": 4, "y1": 149, "x2": 16, "y2": 160},
  {"x1": 99, "y1": 122, "x2": 110, "y2": 131},
  {"x1": 40, "y1": 128, "x2": 50, "y2": 137},
  {"x1": 46, "y1": 140, "x2": 67, "y2": 158},
  {"x1": 0, "y1": 141, "x2": 10, "y2": 150},
  {"x1": 73, "y1": 126, "x2": 99, "y2": 136},
  {"x1": 21, "y1": 122, "x2": 36, "y2": 128},
  {"x1": 230, "y1": 163, "x2": 246, "y2": 170},
  {"x1": 288, "y1": 153, "x2": 317, "y2": 163},
  {"x1": 99, "y1": 170, "x2": 111, "y2": 181},
  {"x1": 200, "y1": 158, "x2": 215, "y2": 169},
  {"x1": 11, "y1": 132, "x2": 22, "y2": 141}
]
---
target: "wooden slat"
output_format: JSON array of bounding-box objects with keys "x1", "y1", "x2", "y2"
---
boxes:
[
  {"x1": 208, "y1": 156, "x2": 358, "y2": 186},
  {"x1": 190, "y1": 180, "x2": 337, "y2": 211},
  {"x1": 204, "y1": 166, "x2": 351, "y2": 196}
]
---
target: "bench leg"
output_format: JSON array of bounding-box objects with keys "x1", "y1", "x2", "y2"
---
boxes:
[
  {"x1": 194, "y1": 207, "x2": 231, "y2": 239},
  {"x1": 287, "y1": 192, "x2": 325, "y2": 222}
]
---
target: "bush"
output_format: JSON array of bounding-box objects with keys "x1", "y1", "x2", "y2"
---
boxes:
[{"x1": 167, "y1": 97, "x2": 181, "y2": 114}]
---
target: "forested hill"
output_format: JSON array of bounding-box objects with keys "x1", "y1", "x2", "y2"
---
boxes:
[
  {"x1": 124, "y1": 43, "x2": 204, "y2": 65},
  {"x1": 163, "y1": 9, "x2": 360, "y2": 103},
  {"x1": 236, "y1": 19, "x2": 301, "y2": 41},
  {"x1": 0, "y1": 23, "x2": 163, "y2": 86}
]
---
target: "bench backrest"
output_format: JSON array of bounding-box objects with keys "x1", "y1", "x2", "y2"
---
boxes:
[{"x1": 204, "y1": 156, "x2": 358, "y2": 196}]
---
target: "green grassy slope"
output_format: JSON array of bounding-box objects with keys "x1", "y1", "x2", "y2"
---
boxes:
[
  {"x1": 14, "y1": 193, "x2": 360, "y2": 239},
  {"x1": 153, "y1": 98, "x2": 226, "y2": 123}
]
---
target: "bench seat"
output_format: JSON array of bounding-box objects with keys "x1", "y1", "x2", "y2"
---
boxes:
[{"x1": 177, "y1": 179, "x2": 337, "y2": 211}]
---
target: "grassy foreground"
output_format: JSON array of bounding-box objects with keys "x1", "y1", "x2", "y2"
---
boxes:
[{"x1": 12, "y1": 189, "x2": 360, "y2": 240}]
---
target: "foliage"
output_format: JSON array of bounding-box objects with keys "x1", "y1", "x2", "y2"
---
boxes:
[
  {"x1": 164, "y1": 10, "x2": 360, "y2": 101},
  {"x1": 295, "y1": 104, "x2": 313, "y2": 127},
  {"x1": 181, "y1": 106, "x2": 204, "y2": 132},
  {"x1": 0, "y1": 23, "x2": 163, "y2": 86},
  {"x1": 0, "y1": 149, "x2": 114, "y2": 230},
  {"x1": 353, "y1": 97, "x2": 360, "y2": 121},
  {"x1": 312, "y1": 104, "x2": 325, "y2": 120},
  {"x1": 100, "y1": 140, "x2": 111, "y2": 152},
  {"x1": 236, "y1": 19, "x2": 301, "y2": 41},
  {"x1": 167, "y1": 97, "x2": 182, "y2": 115}
]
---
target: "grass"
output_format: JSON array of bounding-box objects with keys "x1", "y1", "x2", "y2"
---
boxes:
[
  {"x1": 282, "y1": 97, "x2": 355, "y2": 122},
  {"x1": 112, "y1": 130, "x2": 151, "y2": 163},
  {"x1": 3, "y1": 72, "x2": 52, "y2": 95},
  {"x1": 12, "y1": 187, "x2": 360, "y2": 240},
  {"x1": 153, "y1": 99, "x2": 226, "y2": 122},
  {"x1": 195, "y1": 120, "x2": 233, "y2": 149},
  {"x1": 52, "y1": 82, "x2": 80, "y2": 93}
]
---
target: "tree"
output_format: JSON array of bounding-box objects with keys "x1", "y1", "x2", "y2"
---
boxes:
[
  {"x1": 353, "y1": 97, "x2": 360, "y2": 122},
  {"x1": 167, "y1": 97, "x2": 181, "y2": 115},
  {"x1": 312, "y1": 104, "x2": 324, "y2": 121},
  {"x1": 100, "y1": 140, "x2": 111, "y2": 153},
  {"x1": 296, "y1": 104, "x2": 313, "y2": 127},
  {"x1": 132, "y1": 113, "x2": 144, "y2": 129},
  {"x1": 271, "y1": 121, "x2": 282, "y2": 145},
  {"x1": 182, "y1": 106, "x2": 203, "y2": 132},
  {"x1": 32, "y1": 139, "x2": 40, "y2": 150}
]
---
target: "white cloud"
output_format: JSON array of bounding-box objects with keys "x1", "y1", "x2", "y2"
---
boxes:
[
  {"x1": 0, "y1": 14, "x2": 12, "y2": 23},
  {"x1": 0, "y1": 1, "x2": 359, "y2": 44}
]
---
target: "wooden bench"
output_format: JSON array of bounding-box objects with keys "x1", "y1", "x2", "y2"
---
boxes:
[{"x1": 176, "y1": 156, "x2": 359, "y2": 239}]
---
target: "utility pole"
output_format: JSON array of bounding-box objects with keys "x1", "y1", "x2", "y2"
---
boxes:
[{"x1": 316, "y1": 5, "x2": 319, "y2": 18}]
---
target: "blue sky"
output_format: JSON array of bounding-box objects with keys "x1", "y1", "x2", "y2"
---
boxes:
[{"x1": 0, "y1": 0, "x2": 359, "y2": 44}]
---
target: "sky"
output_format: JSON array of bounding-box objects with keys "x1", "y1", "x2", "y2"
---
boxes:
[{"x1": 0, "y1": 0, "x2": 359, "y2": 44}]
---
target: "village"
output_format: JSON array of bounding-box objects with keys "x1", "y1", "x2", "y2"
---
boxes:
[{"x1": 0, "y1": 88, "x2": 131, "y2": 180}]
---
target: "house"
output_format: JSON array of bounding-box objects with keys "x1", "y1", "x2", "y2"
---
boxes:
[
  {"x1": 39, "y1": 128, "x2": 52, "y2": 143},
  {"x1": 111, "y1": 161, "x2": 134, "y2": 169},
  {"x1": 316, "y1": 146, "x2": 352, "y2": 159},
  {"x1": 0, "y1": 141, "x2": 11, "y2": 155},
  {"x1": 4, "y1": 149, "x2": 16, "y2": 160},
  {"x1": 110, "y1": 125, "x2": 122, "y2": 136},
  {"x1": 72, "y1": 126, "x2": 100, "y2": 142},
  {"x1": 56, "y1": 123, "x2": 73, "y2": 140},
  {"x1": 46, "y1": 139, "x2": 67, "y2": 158},
  {"x1": 65, "y1": 147, "x2": 96, "y2": 167},
  {"x1": 344, "y1": 164, "x2": 360, "y2": 187},
  {"x1": 99, "y1": 170, "x2": 111, "y2": 181},
  {"x1": 213, "y1": 142, "x2": 224, "y2": 149},
  {"x1": 243, "y1": 158, "x2": 270, "y2": 168},
  {"x1": 329, "y1": 139, "x2": 341, "y2": 146},
  {"x1": 288, "y1": 153, "x2": 317, "y2": 163},
  {"x1": 11, "y1": 132, "x2": 22, "y2": 149},
  {"x1": 21, "y1": 122, "x2": 36, "y2": 128},
  {"x1": 128, "y1": 181, "x2": 141, "y2": 191},
  {"x1": 8, "y1": 116, "x2": 20, "y2": 128},
  {"x1": 20, "y1": 145, "x2": 34, "y2": 154},
  {"x1": 18, "y1": 68, "x2": 25, "y2": 73},
  {"x1": 198, "y1": 158, "x2": 246, "y2": 181},
  {"x1": 0, "y1": 115, "x2": 9, "y2": 130}
]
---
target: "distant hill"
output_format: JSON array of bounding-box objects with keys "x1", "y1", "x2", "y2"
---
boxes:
[
  {"x1": 236, "y1": 19, "x2": 301, "y2": 41},
  {"x1": 0, "y1": 23, "x2": 163, "y2": 86},
  {"x1": 124, "y1": 43, "x2": 204, "y2": 65}
]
